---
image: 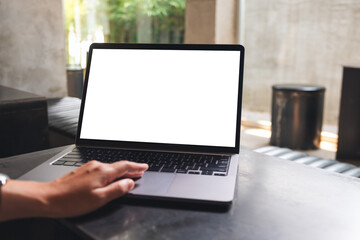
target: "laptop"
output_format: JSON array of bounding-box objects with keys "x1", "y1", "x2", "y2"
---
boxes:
[{"x1": 20, "y1": 43, "x2": 245, "y2": 205}]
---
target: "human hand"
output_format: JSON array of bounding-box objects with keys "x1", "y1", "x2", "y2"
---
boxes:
[
  {"x1": 44, "y1": 160, "x2": 148, "y2": 218},
  {"x1": 0, "y1": 160, "x2": 148, "y2": 221}
]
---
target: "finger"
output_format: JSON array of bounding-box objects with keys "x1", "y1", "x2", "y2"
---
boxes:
[
  {"x1": 123, "y1": 171, "x2": 145, "y2": 178},
  {"x1": 97, "y1": 178, "x2": 135, "y2": 203},
  {"x1": 107, "y1": 161, "x2": 148, "y2": 180}
]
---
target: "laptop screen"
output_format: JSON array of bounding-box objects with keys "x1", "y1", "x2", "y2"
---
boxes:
[{"x1": 78, "y1": 44, "x2": 244, "y2": 152}]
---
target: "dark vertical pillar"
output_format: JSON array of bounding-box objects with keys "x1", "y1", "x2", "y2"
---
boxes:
[{"x1": 336, "y1": 67, "x2": 360, "y2": 161}]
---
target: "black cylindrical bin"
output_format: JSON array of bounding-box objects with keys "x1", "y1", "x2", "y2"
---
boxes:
[
  {"x1": 67, "y1": 65, "x2": 84, "y2": 99},
  {"x1": 270, "y1": 84, "x2": 325, "y2": 150}
]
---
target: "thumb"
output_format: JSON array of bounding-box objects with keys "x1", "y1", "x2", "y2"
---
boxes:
[{"x1": 99, "y1": 179, "x2": 135, "y2": 203}]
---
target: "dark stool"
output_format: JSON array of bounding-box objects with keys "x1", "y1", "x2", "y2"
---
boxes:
[
  {"x1": 47, "y1": 97, "x2": 80, "y2": 147},
  {"x1": 270, "y1": 84, "x2": 325, "y2": 150},
  {"x1": 0, "y1": 85, "x2": 49, "y2": 157}
]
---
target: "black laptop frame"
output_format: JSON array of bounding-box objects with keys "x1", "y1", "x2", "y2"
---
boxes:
[{"x1": 76, "y1": 43, "x2": 244, "y2": 154}]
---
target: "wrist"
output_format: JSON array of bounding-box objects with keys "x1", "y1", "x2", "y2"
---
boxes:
[
  {"x1": 0, "y1": 180, "x2": 52, "y2": 221},
  {"x1": 0, "y1": 173, "x2": 10, "y2": 221}
]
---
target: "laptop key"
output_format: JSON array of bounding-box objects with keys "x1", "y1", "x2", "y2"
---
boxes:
[
  {"x1": 64, "y1": 161, "x2": 76, "y2": 166},
  {"x1": 214, "y1": 173, "x2": 226, "y2": 176},
  {"x1": 147, "y1": 166, "x2": 161, "y2": 172},
  {"x1": 161, "y1": 168, "x2": 176, "y2": 173},
  {"x1": 219, "y1": 160, "x2": 229, "y2": 165},
  {"x1": 187, "y1": 166, "x2": 199, "y2": 171},
  {"x1": 207, "y1": 163, "x2": 227, "y2": 168},
  {"x1": 201, "y1": 170, "x2": 213, "y2": 175},
  {"x1": 200, "y1": 167, "x2": 227, "y2": 172},
  {"x1": 176, "y1": 169, "x2": 188, "y2": 174},
  {"x1": 64, "y1": 155, "x2": 82, "y2": 159},
  {"x1": 52, "y1": 160, "x2": 65, "y2": 165},
  {"x1": 62, "y1": 157, "x2": 83, "y2": 162},
  {"x1": 75, "y1": 162, "x2": 84, "y2": 167},
  {"x1": 188, "y1": 171, "x2": 200, "y2": 175}
]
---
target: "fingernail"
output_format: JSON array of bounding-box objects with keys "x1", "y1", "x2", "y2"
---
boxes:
[{"x1": 128, "y1": 179, "x2": 135, "y2": 190}]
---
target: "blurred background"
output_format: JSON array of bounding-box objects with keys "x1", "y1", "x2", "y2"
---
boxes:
[{"x1": 1, "y1": 0, "x2": 360, "y2": 160}]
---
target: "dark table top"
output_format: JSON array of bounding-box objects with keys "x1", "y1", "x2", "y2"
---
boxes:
[
  {"x1": 1, "y1": 146, "x2": 360, "y2": 240},
  {"x1": 0, "y1": 85, "x2": 45, "y2": 104}
]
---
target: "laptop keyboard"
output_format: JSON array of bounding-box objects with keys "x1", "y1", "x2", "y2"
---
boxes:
[{"x1": 52, "y1": 148, "x2": 230, "y2": 176}]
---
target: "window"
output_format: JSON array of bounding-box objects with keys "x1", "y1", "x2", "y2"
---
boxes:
[{"x1": 64, "y1": 0, "x2": 185, "y2": 67}]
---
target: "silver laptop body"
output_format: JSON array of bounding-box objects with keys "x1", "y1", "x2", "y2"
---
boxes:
[{"x1": 20, "y1": 43, "x2": 245, "y2": 205}]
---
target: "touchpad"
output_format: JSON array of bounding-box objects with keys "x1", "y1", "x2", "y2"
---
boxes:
[{"x1": 130, "y1": 172, "x2": 175, "y2": 195}]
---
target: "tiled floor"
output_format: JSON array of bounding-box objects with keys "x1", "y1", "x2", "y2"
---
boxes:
[
  {"x1": 240, "y1": 125, "x2": 336, "y2": 160},
  {"x1": 240, "y1": 110, "x2": 337, "y2": 161}
]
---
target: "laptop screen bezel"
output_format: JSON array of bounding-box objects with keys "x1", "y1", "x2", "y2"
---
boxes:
[{"x1": 76, "y1": 43, "x2": 244, "y2": 154}]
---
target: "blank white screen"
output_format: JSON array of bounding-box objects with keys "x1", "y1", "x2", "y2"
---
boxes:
[{"x1": 80, "y1": 48, "x2": 240, "y2": 147}]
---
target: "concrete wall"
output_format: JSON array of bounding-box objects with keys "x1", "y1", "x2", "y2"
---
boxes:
[
  {"x1": 0, "y1": 0, "x2": 67, "y2": 98},
  {"x1": 242, "y1": 0, "x2": 360, "y2": 125}
]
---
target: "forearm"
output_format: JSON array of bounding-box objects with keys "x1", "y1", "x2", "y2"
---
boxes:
[
  {"x1": 0, "y1": 180, "x2": 51, "y2": 222},
  {"x1": 0, "y1": 161, "x2": 147, "y2": 222}
]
